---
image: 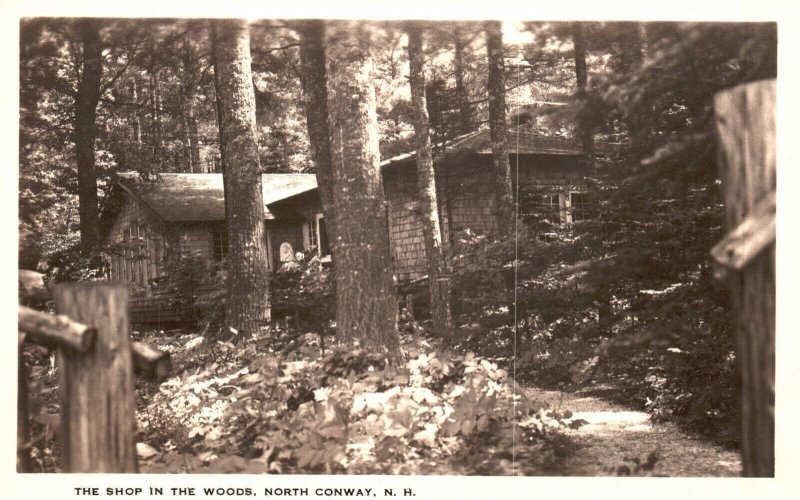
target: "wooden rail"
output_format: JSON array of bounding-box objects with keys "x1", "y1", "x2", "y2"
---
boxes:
[{"x1": 18, "y1": 273, "x2": 172, "y2": 473}]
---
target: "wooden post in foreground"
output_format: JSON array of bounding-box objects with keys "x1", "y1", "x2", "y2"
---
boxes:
[
  {"x1": 52, "y1": 283, "x2": 137, "y2": 472},
  {"x1": 713, "y1": 79, "x2": 776, "y2": 477}
]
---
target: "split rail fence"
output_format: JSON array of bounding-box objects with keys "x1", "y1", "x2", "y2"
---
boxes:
[{"x1": 18, "y1": 274, "x2": 170, "y2": 473}]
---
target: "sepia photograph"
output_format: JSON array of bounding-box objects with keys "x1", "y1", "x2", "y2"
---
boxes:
[{"x1": 12, "y1": 3, "x2": 784, "y2": 489}]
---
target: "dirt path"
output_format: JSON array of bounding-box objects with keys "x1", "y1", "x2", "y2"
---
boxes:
[{"x1": 523, "y1": 384, "x2": 742, "y2": 477}]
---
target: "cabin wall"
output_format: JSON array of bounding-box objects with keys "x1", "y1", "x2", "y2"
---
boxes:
[
  {"x1": 383, "y1": 154, "x2": 585, "y2": 282},
  {"x1": 105, "y1": 194, "x2": 166, "y2": 288},
  {"x1": 383, "y1": 168, "x2": 428, "y2": 282}
]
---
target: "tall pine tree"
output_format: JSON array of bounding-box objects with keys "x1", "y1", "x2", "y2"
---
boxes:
[
  {"x1": 325, "y1": 21, "x2": 400, "y2": 356},
  {"x1": 407, "y1": 22, "x2": 453, "y2": 334},
  {"x1": 212, "y1": 19, "x2": 271, "y2": 337},
  {"x1": 484, "y1": 21, "x2": 514, "y2": 239},
  {"x1": 74, "y1": 18, "x2": 103, "y2": 254}
]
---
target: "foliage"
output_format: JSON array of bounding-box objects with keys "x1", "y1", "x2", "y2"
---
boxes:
[
  {"x1": 270, "y1": 254, "x2": 335, "y2": 336},
  {"x1": 136, "y1": 330, "x2": 578, "y2": 474},
  {"x1": 162, "y1": 251, "x2": 225, "y2": 327}
]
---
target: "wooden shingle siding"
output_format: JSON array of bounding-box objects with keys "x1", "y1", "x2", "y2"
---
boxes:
[
  {"x1": 383, "y1": 154, "x2": 586, "y2": 282},
  {"x1": 384, "y1": 168, "x2": 428, "y2": 281},
  {"x1": 105, "y1": 194, "x2": 165, "y2": 287}
]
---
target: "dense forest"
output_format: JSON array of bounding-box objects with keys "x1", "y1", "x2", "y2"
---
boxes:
[{"x1": 18, "y1": 19, "x2": 776, "y2": 477}]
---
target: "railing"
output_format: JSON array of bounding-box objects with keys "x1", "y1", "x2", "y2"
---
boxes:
[{"x1": 18, "y1": 273, "x2": 170, "y2": 473}]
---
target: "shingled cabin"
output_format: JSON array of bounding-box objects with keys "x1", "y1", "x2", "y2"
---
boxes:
[{"x1": 101, "y1": 128, "x2": 614, "y2": 324}]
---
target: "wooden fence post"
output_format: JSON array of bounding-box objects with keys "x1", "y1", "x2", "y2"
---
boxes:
[
  {"x1": 52, "y1": 283, "x2": 138, "y2": 473},
  {"x1": 713, "y1": 79, "x2": 776, "y2": 477}
]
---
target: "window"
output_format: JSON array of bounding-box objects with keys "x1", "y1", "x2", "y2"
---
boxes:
[
  {"x1": 309, "y1": 216, "x2": 318, "y2": 249},
  {"x1": 306, "y1": 213, "x2": 331, "y2": 257},
  {"x1": 541, "y1": 194, "x2": 560, "y2": 211},
  {"x1": 212, "y1": 229, "x2": 228, "y2": 261},
  {"x1": 570, "y1": 192, "x2": 591, "y2": 222},
  {"x1": 539, "y1": 193, "x2": 563, "y2": 222}
]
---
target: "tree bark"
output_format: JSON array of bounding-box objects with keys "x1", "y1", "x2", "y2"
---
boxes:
[
  {"x1": 453, "y1": 27, "x2": 472, "y2": 135},
  {"x1": 297, "y1": 20, "x2": 337, "y2": 252},
  {"x1": 572, "y1": 22, "x2": 595, "y2": 157},
  {"x1": 484, "y1": 21, "x2": 514, "y2": 239},
  {"x1": 407, "y1": 23, "x2": 453, "y2": 335},
  {"x1": 52, "y1": 283, "x2": 138, "y2": 472},
  {"x1": 713, "y1": 79, "x2": 776, "y2": 477},
  {"x1": 212, "y1": 19, "x2": 271, "y2": 337},
  {"x1": 74, "y1": 18, "x2": 103, "y2": 254},
  {"x1": 326, "y1": 21, "x2": 400, "y2": 356}
]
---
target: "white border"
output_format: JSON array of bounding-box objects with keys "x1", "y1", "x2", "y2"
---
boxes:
[{"x1": 3, "y1": 1, "x2": 799, "y2": 498}]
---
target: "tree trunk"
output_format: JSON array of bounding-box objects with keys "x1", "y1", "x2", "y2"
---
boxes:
[
  {"x1": 297, "y1": 20, "x2": 337, "y2": 251},
  {"x1": 149, "y1": 63, "x2": 163, "y2": 167},
  {"x1": 52, "y1": 283, "x2": 138, "y2": 472},
  {"x1": 617, "y1": 22, "x2": 648, "y2": 154},
  {"x1": 187, "y1": 96, "x2": 201, "y2": 171},
  {"x1": 713, "y1": 80, "x2": 775, "y2": 477},
  {"x1": 484, "y1": 21, "x2": 514, "y2": 239},
  {"x1": 326, "y1": 21, "x2": 400, "y2": 356},
  {"x1": 407, "y1": 23, "x2": 453, "y2": 335},
  {"x1": 181, "y1": 46, "x2": 202, "y2": 172},
  {"x1": 178, "y1": 94, "x2": 193, "y2": 172},
  {"x1": 211, "y1": 25, "x2": 230, "y2": 220},
  {"x1": 572, "y1": 22, "x2": 595, "y2": 157},
  {"x1": 74, "y1": 18, "x2": 103, "y2": 254},
  {"x1": 212, "y1": 19, "x2": 271, "y2": 337},
  {"x1": 131, "y1": 77, "x2": 142, "y2": 144},
  {"x1": 453, "y1": 27, "x2": 472, "y2": 135}
]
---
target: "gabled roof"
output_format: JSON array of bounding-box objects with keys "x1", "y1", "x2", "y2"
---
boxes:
[{"x1": 118, "y1": 173, "x2": 317, "y2": 222}]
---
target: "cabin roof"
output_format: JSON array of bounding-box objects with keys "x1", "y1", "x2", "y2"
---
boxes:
[
  {"x1": 380, "y1": 127, "x2": 621, "y2": 169},
  {"x1": 118, "y1": 172, "x2": 318, "y2": 222}
]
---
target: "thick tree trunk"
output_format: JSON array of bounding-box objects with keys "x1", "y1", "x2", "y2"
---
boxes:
[
  {"x1": 407, "y1": 23, "x2": 453, "y2": 335},
  {"x1": 453, "y1": 27, "x2": 472, "y2": 135},
  {"x1": 713, "y1": 80, "x2": 776, "y2": 477},
  {"x1": 572, "y1": 22, "x2": 594, "y2": 157},
  {"x1": 484, "y1": 21, "x2": 514, "y2": 239},
  {"x1": 212, "y1": 19, "x2": 271, "y2": 337},
  {"x1": 52, "y1": 283, "x2": 138, "y2": 472},
  {"x1": 297, "y1": 20, "x2": 337, "y2": 251},
  {"x1": 74, "y1": 18, "x2": 103, "y2": 254},
  {"x1": 326, "y1": 21, "x2": 400, "y2": 356}
]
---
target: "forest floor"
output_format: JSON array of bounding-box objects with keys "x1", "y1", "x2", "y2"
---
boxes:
[
  {"x1": 520, "y1": 384, "x2": 741, "y2": 476},
  {"x1": 25, "y1": 325, "x2": 741, "y2": 476}
]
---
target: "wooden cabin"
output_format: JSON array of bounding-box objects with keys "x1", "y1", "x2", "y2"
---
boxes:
[{"x1": 101, "y1": 128, "x2": 613, "y2": 324}]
